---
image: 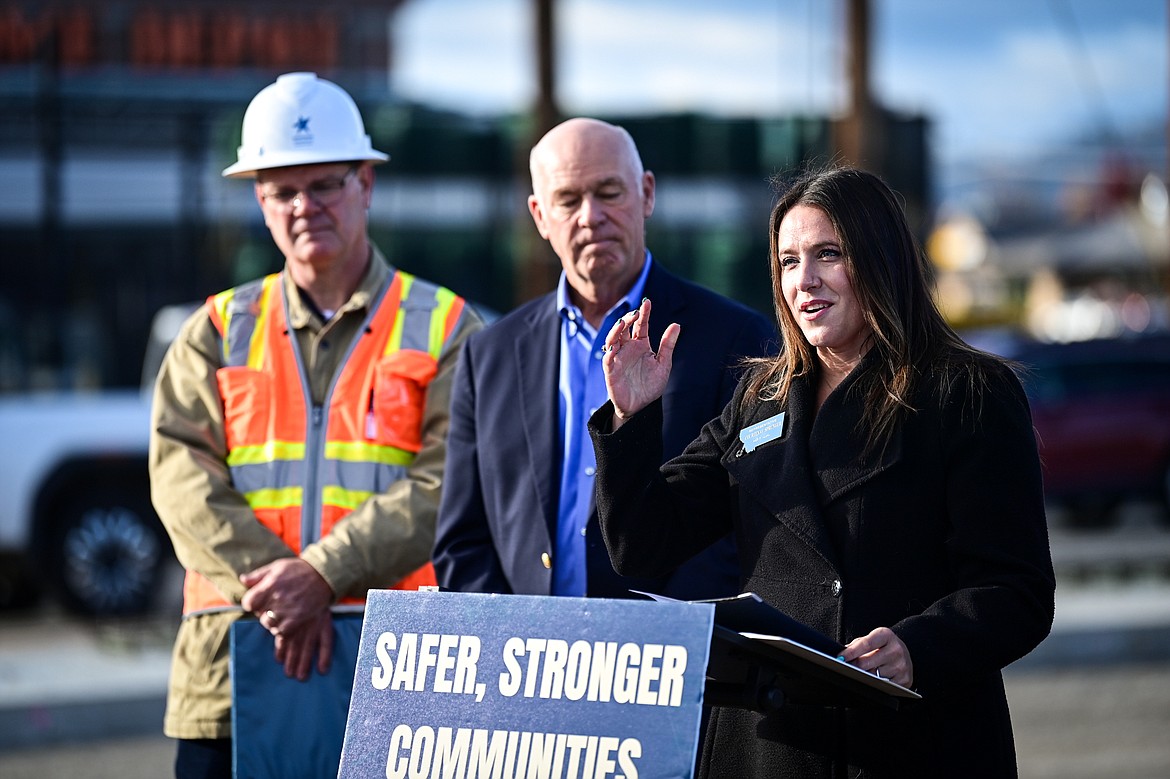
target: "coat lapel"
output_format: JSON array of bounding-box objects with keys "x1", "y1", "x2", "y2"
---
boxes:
[
  {"x1": 724, "y1": 362, "x2": 905, "y2": 570},
  {"x1": 808, "y1": 361, "x2": 903, "y2": 504},
  {"x1": 643, "y1": 264, "x2": 680, "y2": 350},
  {"x1": 514, "y1": 298, "x2": 562, "y2": 541},
  {"x1": 725, "y1": 377, "x2": 839, "y2": 568},
  {"x1": 586, "y1": 263, "x2": 676, "y2": 522}
]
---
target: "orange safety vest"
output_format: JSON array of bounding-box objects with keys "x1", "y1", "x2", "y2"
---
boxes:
[{"x1": 182, "y1": 269, "x2": 465, "y2": 614}]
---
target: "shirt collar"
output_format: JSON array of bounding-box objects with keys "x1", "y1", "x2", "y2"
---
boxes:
[
  {"x1": 284, "y1": 246, "x2": 390, "y2": 329},
  {"x1": 556, "y1": 250, "x2": 653, "y2": 328}
]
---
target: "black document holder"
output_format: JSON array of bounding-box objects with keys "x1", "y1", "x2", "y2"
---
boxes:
[{"x1": 682, "y1": 593, "x2": 923, "y2": 713}]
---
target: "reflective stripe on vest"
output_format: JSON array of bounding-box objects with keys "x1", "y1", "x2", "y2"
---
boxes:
[{"x1": 184, "y1": 270, "x2": 464, "y2": 614}]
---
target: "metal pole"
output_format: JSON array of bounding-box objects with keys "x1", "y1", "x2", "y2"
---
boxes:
[
  {"x1": 514, "y1": 0, "x2": 562, "y2": 305},
  {"x1": 534, "y1": 0, "x2": 559, "y2": 137},
  {"x1": 834, "y1": 0, "x2": 881, "y2": 173}
]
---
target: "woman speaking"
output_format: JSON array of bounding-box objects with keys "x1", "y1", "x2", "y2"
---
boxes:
[{"x1": 589, "y1": 166, "x2": 1055, "y2": 777}]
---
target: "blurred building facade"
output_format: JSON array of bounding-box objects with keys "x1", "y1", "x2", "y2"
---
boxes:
[
  {"x1": 0, "y1": 0, "x2": 930, "y2": 392},
  {"x1": 929, "y1": 149, "x2": 1170, "y2": 344},
  {"x1": 0, "y1": 0, "x2": 408, "y2": 391}
]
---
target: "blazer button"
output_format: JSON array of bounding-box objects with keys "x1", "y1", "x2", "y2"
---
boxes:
[
  {"x1": 831, "y1": 579, "x2": 843, "y2": 597},
  {"x1": 541, "y1": 552, "x2": 552, "y2": 569}
]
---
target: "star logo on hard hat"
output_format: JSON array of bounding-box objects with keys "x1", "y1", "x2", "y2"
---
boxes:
[{"x1": 293, "y1": 116, "x2": 311, "y2": 134}]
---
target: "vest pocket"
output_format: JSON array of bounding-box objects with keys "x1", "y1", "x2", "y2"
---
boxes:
[
  {"x1": 216, "y1": 366, "x2": 272, "y2": 451},
  {"x1": 370, "y1": 349, "x2": 439, "y2": 453}
]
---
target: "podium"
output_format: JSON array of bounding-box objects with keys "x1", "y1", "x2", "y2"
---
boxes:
[
  {"x1": 338, "y1": 591, "x2": 717, "y2": 779},
  {"x1": 694, "y1": 593, "x2": 922, "y2": 713},
  {"x1": 324, "y1": 590, "x2": 920, "y2": 778}
]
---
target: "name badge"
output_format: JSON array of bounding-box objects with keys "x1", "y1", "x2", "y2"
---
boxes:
[{"x1": 739, "y1": 412, "x2": 786, "y2": 453}]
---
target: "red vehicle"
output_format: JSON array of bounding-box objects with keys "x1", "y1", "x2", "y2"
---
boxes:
[{"x1": 1003, "y1": 333, "x2": 1170, "y2": 528}]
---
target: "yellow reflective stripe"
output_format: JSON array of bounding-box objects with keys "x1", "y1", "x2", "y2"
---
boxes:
[
  {"x1": 244, "y1": 487, "x2": 303, "y2": 510},
  {"x1": 247, "y1": 275, "x2": 279, "y2": 370},
  {"x1": 225, "y1": 440, "x2": 306, "y2": 467},
  {"x1": 325, "y1": 440, "x2": 415, "y2": 467},
  {"x1": 212, "y1": 288, "x2": 236, "y2": 362},
  {"x1": 323, "y1": 486, "x2": 372, "y2": 511},
  {"x1": 212, "y1": 290, "x2": 233, "y2": 326},
  {"x1": 428, "y1": 287, "x2": 458, "y2": 358},
  {"x1": 386, "y1": 272, "x2": 414, "y2": 354}
]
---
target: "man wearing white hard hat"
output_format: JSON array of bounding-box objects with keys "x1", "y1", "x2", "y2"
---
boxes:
[{"x1": 149, "y1": 72, "x2": 484, "y2": 778}]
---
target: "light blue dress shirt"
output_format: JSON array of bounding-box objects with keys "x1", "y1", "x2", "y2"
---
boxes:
[{"x1": 552, "y1": 253, "x2": 653, "y2": 596}]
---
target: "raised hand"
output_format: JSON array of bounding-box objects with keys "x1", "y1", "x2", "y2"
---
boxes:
[{"x1": 601, "y1": 298, "x2": 680, "y2": 428}]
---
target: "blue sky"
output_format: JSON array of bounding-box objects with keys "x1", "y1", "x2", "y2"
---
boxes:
[{"x1": 392, "y1": 0, "x2": 1166, "y2": 176}]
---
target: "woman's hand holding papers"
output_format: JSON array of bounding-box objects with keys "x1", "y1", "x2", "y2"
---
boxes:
[{"x1": 840, "y1": 627, "x2": 914, "y2": 688}]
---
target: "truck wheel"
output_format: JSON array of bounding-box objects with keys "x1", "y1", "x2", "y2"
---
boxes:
[{"x1": 49, "y1": 491, "x2": 169, "y2": 616}]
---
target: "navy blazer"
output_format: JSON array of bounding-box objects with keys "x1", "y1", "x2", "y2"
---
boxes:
[{"x1": 434, "y1": 262, "x2": 777, "y2": 598}]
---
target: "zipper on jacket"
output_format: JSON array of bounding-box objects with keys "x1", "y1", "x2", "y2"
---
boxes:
[
  {"x1": 302, "y1": 403, "x2": 326, "y2": 547},
  {"x1": 298, "y1": 277, "x2": 391, "y2": 548}
]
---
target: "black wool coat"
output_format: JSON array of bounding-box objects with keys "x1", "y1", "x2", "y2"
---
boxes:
[{"x1": 590, "y1": 352, "x2": 1056, "y2": 778}]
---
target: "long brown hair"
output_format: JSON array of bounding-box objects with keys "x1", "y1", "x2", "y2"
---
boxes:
[{"x1": 746, "y1": 165, "x2": 998, "y2": 453}]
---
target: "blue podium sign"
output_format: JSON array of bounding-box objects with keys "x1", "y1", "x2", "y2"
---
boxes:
[{"x1": 338, "y1": 590, "x2": 714, "y2": 779}]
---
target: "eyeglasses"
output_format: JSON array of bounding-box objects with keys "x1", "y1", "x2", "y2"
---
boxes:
[{"x1": 260, "y1": 166, "x2": 359, "y2": 211}]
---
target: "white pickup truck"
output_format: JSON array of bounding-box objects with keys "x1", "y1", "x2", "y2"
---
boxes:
[{"x1": 0, "y1": 304, "x2": 195, "y2": 615}]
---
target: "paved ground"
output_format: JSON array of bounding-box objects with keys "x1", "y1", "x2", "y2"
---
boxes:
[
  {"x1": 1006, "y1": 663, "x2": 1170, "y2": 778},
  {"x1": 0, "y1": 664, "x2": 1167, "y2": 779},
  {"x1": 2, "y1": 514, "x2": 1169, "y2": 776}
]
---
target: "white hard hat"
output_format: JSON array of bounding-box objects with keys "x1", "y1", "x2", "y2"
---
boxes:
[{"x1": 222, "y1": 72, "x2": 389, "y2": 178}]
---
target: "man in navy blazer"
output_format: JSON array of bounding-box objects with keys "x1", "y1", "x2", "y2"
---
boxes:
[{"x1": 433, "y1": 117, "x2": 776, "y2": 599}]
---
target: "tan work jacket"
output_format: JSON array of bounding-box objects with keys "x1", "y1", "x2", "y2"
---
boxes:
[{"x1": 149, "y1": 248, "x2": 483, "y2": 738}]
